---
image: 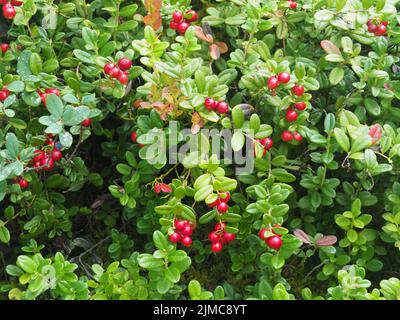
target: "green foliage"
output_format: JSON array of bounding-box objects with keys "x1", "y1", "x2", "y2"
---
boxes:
[{"x1": 0, "y1": 0, "x2": 400, "y2": 301}]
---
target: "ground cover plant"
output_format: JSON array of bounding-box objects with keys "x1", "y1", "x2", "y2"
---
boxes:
[{"x1": 1, "y1": 0, "x2": 400, "y2": 300}]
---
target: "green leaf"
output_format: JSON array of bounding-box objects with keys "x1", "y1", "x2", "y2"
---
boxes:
[
  {"x1": 194, "y1": 185, "x2": 213, "y2": 202},
  {"x1": 232, "y1": 105, "x2": 245, "y2": 129},
  {"x1": 7, "y1": 80, "x2": 25, "y2": 93},
  {"x1": 0, "y1": 224, "x2": 10, "y2": 244},
  {"x1": 329, "y1": 67, "x2": 344, "y2": 85},
  {"x1": 231, "y1": 131, "x2": 245, "y2": 152},
  {"x1": 153, "y1": 231, "x2": 168, "y2": 251},
  {"x1": 188, "y1": 280, "x2": 202, "y2": 298},
  {"x1": 46, "y1": 94, "x2": 64, "y2": 118},
  {"x1": 333, "y1": 128, "x2": 350, "y2": 152}
]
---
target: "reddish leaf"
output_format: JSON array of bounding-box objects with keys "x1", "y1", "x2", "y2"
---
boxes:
[
  {"x1": 194, "y1": 26, "x2": 213, "y2": 43},
  {"x1": 154, "y1": 183, "x2": 161, "y2": 194},
  {"x1": 143, "y1": 0, "x2": 163, "y2": 30},
  {"x1": 320, "y1": 40, "x2": 341, "y2": 55},
  {"x1": 215, "y1": 41, "x2": 228, "y2": 54},
  {"x1": 191, "y1": 112, "x2": 205, "y2": 134},
  {"x1": 293, "y1": 229, "x2": 311, "y2": 244},
  {"x1": 315, "y1": 235, "x2": 337, "y2": 246},
  {"x1": 209, "y1": 44, "x2": 220, "y2": 60},
  {"x1": 369, "y1": 124, "x2": 382, "y2": 144},
  {"x1": 159, "y1": 183, "x2": 172, "y2": 193}
]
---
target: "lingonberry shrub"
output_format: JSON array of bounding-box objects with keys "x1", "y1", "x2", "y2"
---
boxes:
[{"x1": 0, "y1": 0, "x2": 400, "y2": 301}]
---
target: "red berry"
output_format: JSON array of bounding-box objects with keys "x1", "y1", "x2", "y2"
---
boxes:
[
  {"x1": 34, "y1": 161, "x2": 42, "y2": 172},
  {"x1": 381, "y1": 21, "x2": 388, "y2": 26},
  {"x1": 293, "y1": 131, "x2": 303, "y2": 141},
  {"x1": 219, "y1": 191, "x2": 230, "y2": 203},
  {"x1": 103, "y1": 63, "x2": 115, "y2": 74},
  {"x1": 2, "y1": 3, "x2": 16, "y2": 19},
  {"x1": 285, "y1": 108, "x2": 298, "y2": 122},
  {"x1": 131, "y1": 132, "x2": 137, "y2": 143},
  {"x1": 41, "y1": 156, "x2": 55, "y2": 171},
  {"x1": 169, "y1": 21, "x2": 179, "y2": 30},
  {"x1": 177, "y1": 21, "x2": 190, "y2": 34},
  {"x1": 18, "y1": 179, "x2": 29, "y2": 189},
  {"x1": 172, "y1": 11, "x2": 183, "y2": 23},
  {"x1": 45, "y1": 88, "x2": 60, "y2": 96},
  {"x1": 40, "y1": 93, "x2": 48, "y2": 106},
  {"x1": 375, "y1": 24, "x2": 387, "y2": 36},
  {"x1": 217, "y1": 101, "x2": 229, "y2": 114},
  {"x1": 294, "y1": 101, "x2": 307, "y2": 111},
  {"x1": 216, "y1": 202, "x2": 228, "y2": 214},
  {"x1": 174, "y1": 219, "x2": 187, "y2": 231},
  {"x1": 81, "y1": 118, "x2": 92, "y2": 127},
  {"x1": 260, "y1": 137, "x2": 273, "y2": 150},
  {"x1": 223, "y1": 232, "x2": 236, "y2": 242},
  {"x1": 181, "y1": 225, "x2": 193, "y2": 237},
  {"x1": 118, "y1": 72, "x2": 129, "y2": 85},
  {"x1": 277, "y1": 72, "x2": 291, "y2": 84},
  {"x1": 367, "y1": 19, "x2": 373, "y2": 26},
  {"x1": 267, "y1": 76, "x2": 279, "y2": 90},
  {"x1": 108, "y1": 67, "x2": 121, "y2": 78},
  {"x1": 204, "y1": 97, "x2": 215, "y2": 110},
  {"x1": 368, "y1": 24, "x2": 377, "y2": 33},
  {"x1": 259, "y1": 229, "x2": 268, "y2": 240},
  {"x1": 118, "y1": 58, "x2": 132, "y2": 71},
  {"x1": 0, "y1": 0, "x2": 8, "y2": 5},
  {"x1": 0, "y1": 88, "x2": 10, "y2": 101},
  {"x1": 211, "y1": 242, "x2": 223, "y2": 253},
  {"x1": 208, "y1": 231, "x2": 220, "y2": 243},
  {"x1": 0, "y1": 43, "x2": 9, "y2": 53},
  {"x1": 185, "y1": 10, "x2": 198, "y2": 23},
  {"x1": 266, "y1": 235, "x2": 283, "y2": 250},
  {"x1": 281, "y1": 130, "x2": 294, "y2": 142},
  {"x1": 207, "y1": 198, "x2": 220, "y2": 207},
  {"x1": 51, "y1": 149, "x2": 63, "y2": 161},
  {"x1": 289, "y1": 1, "x2": 297, "y2": 9},
  {"x1": 169, "y1": 232, "x2": 181, "y2": 243},
  {"x1": 181, "y1": 236, "x2": 192, "y2": 247},
  {"x1": 33, "y1": 150, "x2": 45, "y2": 162},
  {"x1": 292, "y1": 84, "x2": 304, "y2": 96},
  {"x1": 369, "y1": 124, "x2": 382, "y2": 144},
  {"x1": 214, "y1": 222, "x2": 226, "y2": 231},
  {"x1": 11, "y1": 0, "x2": 23, "y2": 6}
]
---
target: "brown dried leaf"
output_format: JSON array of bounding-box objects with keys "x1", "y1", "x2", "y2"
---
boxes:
[
  {"x1": 191, "y1": 112, "x2": 205, "y2": 134},
  {"x1": 320, "y1": 40, "x2": 341, "y2": 55},
  {"x1": 293, "y1": 229, "x2": 312, "y2": 244},
  {"x1": 143, "y1": 0, "x2": 163, "y2": 30},
  {"x1": 194, "y1": 26, "x2": 213, "y2": 43},
  {"x1": 215, "y1": 41, "x2": 228, "y2": 54},
  {"x1": 209, "y1": 44, "x2": 221, "y2": 60},
  {"x1": 315, "y1": 235, "x2": 337, "y2": 246}
]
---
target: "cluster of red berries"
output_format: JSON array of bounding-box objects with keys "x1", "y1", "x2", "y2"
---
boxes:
[
  {"x1": 259, "y1": 226, "x2": 283, "y2": 251},
  {"x1": 288, "y1": 0, "x2": 297, "y2": 9},
  {"x1": 38, "y1": 88, "x2": 60, "y2": 107},
  {"x1": 208, "y1": 222, "x2": 235, "y2": 253},
  {"x1": 0, "y1": 87, "x2": 10, "y2": 102},
  {"x1": 32, "y1": 138, "x2": 63, "y2": 172},
  {"x1": 207, "y1": 191, "x2": 230, "y2": 214},
  {"x1": 168, "y1": 219, "x2": 195, "y2": 247},
  {"x1": 1, "y1": 43, "x2": 9, "y2": 54},
  {"x1": 103, "y1": 58, "x2": 132, "y2": 85},
  {"x1": 1, "y1": 0, "x2": 22, "y2": 20},
  {"x1": 169, "y1": 10, "x2": 198, "y2": 35},
  {"x1": 14, "y1": 177, "x2": 29, "y2": 189},
  {"x1": 267, "y1": 72, "x2": 291, "y2": 91},
  {"x1": 281, "y1": 130, "x2": 302, "y2": 142},
  {"x1": 367, "y1": 19, "x2": 388, "y2": 36},
  {"x1": 204, "y1": 98, "x2": 229, "y2": 114},
  {"x1": 369, "y1": 124, "x2": 382, "y2": 144},
  {"x1": 254, "y1": 137, "x2": 273, "y2": 157}
]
